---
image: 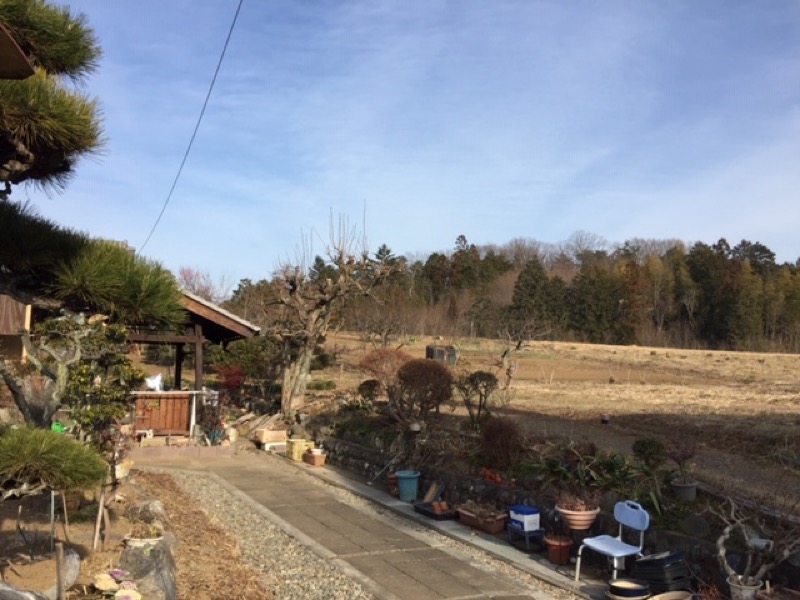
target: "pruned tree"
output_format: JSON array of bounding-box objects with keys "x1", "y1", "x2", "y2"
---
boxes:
[
  {"x1": 387, "y1": 359, "x2": 453, "y2": 427},
  {"x1": 0, "y1": 312, "x2": 136, "y2": 427},
  {"x1": 454, "y1": 370, "x2": 498, "y2": 428},
  {"x1": 269, "y1": 220, "x2": 393, "y2": 414},
  {"x1": 710, "y1": 494, "x2": 800, "y2": 587},
  {"x1": 0, "y1": 0, "x2": 103, "y2": 198}
]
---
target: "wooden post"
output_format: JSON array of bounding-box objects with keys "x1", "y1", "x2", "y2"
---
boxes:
[
  {"x1": 60, "y1": 492, "x2": 71, "y2": 543},
  {"x1": 194, "y1": 323, "x2": 204, "y2": 391},
  {"x1": 92, "y1": 484, "x2": 106, "y2": 551},
  {"x1": 175, "y1": 344, "x2": 184, "y2": 389}
]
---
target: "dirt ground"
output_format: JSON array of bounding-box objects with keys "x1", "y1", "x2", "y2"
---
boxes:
[{"x1": 0, "y1": 470, "x2": 270, "y2": 599}]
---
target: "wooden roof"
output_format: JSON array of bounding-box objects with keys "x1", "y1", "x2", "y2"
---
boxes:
[
  {"x1": 178, "y1": 290, "x2": 260, "y2": 344},
  {"x1": 0, "y1": 22, "x2": 34, "y2": 80}
]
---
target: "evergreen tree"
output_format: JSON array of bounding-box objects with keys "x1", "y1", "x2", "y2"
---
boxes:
[{"x1": 0, "y1": 0, "x2": 103, "y2": 198}]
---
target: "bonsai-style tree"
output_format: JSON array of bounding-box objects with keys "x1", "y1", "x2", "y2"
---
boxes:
[
  {"x1": 0, "y1": 427, "x2": 107, "y2": 499},
  {"x1": 710, "y1": 494, "x2": 800, "y2": 587},
  {"x1": 666, "y1": 441, "x2": 697, "y2": 484},
  {"x1": 0, "y1": 0, "x2": 103, "y2": 199},
  {"x1": 0, "y1": 312, "x2": 143, "y2": 429},
  {"x1": 455, "y1": 370, "x2": 499, "y2": 429}
]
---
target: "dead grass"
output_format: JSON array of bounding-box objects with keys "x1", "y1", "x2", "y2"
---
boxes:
[{"x1": 319, "y1": 333, "x2": 800, "y2": 498}]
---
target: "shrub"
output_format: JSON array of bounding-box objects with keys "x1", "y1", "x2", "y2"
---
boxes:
[
  {"x1": 358, "y1": 348, "x2": 413, "y2": 395},
  {"x1": 357, "y1": 379, "x2": 381, "y2": 403},
  {"x1": 455, "y1": 370, "x2": 498, "y2": 429},
  {"x1": 632, "y1": 437, "x2": 667, "y2": 470},
  {"x1": 216, "y1": 364, "x2": 245, "y2": 389},
  {"x1": 479, "y1": 416, "x2": 525, "y2": 471},
  {"x1": 389, "y1": 359, "x2": 453, "y2": 425},
  {"x1": 307, "y1": 379, "x2": 336, "y2": 391},
  {"x1": 0, "y1": 428, "x2": 107, "y2": 494}
]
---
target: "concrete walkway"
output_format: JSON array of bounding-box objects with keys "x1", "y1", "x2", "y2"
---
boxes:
[{"x1": 132, "y1": 447, "x2": 594, "y2": 600}]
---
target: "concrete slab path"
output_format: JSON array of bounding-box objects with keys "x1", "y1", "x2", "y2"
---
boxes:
[{"x1": 132, "y1": 448, "x2": 587, "y2": 600}]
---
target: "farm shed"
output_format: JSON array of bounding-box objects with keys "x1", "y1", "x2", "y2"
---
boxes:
[{"x1": 425, "y1": 344, "x2": 458, "y2": 364}]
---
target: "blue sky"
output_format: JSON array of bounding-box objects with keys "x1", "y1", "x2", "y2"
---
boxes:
[{"x1": 20, "y1": 1, "x2": 800, "y2": 284}]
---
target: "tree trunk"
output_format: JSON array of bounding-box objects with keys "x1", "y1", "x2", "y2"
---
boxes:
[{"x1": 280, "y1": 339, "x2": 315, "y2": 415}]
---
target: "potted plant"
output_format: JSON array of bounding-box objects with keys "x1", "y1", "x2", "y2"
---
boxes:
[
  {"x1": 457, "y1": 500, "x2": 507, "y2": 534},
  {"x1": 709, "y1": 495, "x2": 800, "y2": 600},
  {"x1": 555, "y1": 489, "x2": 602, "y2": 531},
  {"x1": 124, "y1": 521, "x2": 164, "y2": 547},
  {"x1": 546, "y1": 441, "x2": 603, "y2": 530},
  {"x1": 666, "y1": 442, "x2": 698, "y2": 501}
]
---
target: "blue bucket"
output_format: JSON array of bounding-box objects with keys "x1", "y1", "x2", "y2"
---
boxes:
[{"x1": 395, "y1": 470, "x2": 420, "y2": 502}]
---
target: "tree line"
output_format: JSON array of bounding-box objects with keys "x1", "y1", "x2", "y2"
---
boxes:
[{"x1": 224, "y1": 234, "x2": 800, "y2": 353}]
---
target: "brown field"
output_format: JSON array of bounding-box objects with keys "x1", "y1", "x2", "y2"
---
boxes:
[{"x1": 323, "y1": 333, "x2": 800, "y2": 498}]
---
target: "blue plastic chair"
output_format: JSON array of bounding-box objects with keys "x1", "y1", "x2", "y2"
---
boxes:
[{"x1": 574, "y1": 500, "x2": 650, "y2": 582}]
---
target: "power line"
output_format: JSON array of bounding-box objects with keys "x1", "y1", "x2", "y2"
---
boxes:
[{"x1": 139, "y1": 0, "x2": 244, "y2": 253}]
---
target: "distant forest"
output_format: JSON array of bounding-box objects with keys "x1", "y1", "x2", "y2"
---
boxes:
[{"x1": 225, "y1": 233, "x2": 800, "y2": 353}]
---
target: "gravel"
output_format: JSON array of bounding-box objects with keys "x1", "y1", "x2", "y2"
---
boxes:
[
  {"x1": 167, "y1": 468, "x2": 374, "y2": 600},
  {"x1": 163, "y1": 453, "x2": 581, "y2": 600}
]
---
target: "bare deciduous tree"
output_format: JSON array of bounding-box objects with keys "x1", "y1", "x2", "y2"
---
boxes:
[
  {"x1": 178, "y1": 266, "x2": 231, "y2": 304},
  {"x1": 269, "y1": 221, "x2": 393, "y2": 414}
]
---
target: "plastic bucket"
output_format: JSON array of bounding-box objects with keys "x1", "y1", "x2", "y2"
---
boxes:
[{"x1": 395, "y1": 470, "x2": 420, "y2": 502}]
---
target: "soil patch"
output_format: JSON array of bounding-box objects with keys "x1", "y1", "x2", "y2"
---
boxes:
[{"x1": 0, "y1": 471, "x2": 271, "y2": 599}]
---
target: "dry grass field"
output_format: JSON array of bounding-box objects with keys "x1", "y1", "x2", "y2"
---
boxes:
[{"x1": 322, "y1": 332, "x2": 800, "y2": 499}]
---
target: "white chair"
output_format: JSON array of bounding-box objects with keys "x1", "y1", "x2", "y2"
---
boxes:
[{"x1": 574, "y1": 500, "x2": 650, "y2": 582}]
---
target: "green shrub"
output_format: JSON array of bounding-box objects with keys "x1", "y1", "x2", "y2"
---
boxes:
[
  {"x1": 307, "y1": 379, "x2": 336, "y2": 391},
  {"x1": 0, "y1": 428, "x2": 107, "y2": 492},
  {"x1": 633, "y1": 437, "x2": 667, "y2": 470}
]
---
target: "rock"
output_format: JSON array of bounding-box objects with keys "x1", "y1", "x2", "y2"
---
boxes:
[
  {"x1": 119, "y1": 540, "x2": 177, "y2": 600},
  {"x1": 127, "y1": 500, "x2": 168, "y2": 525},
  {"x1": 0, "y1": 583, "x2": 49, "y2": 600}
]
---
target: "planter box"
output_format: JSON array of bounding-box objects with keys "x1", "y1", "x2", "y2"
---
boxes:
[
  {"x1": 457, "y1": 508, "x2": 507, "y2": 534},
  {"x1": 302, "y1": 451, "x2": 326, "y2": 467},
  {"x1": 414, "y1": 502, "x2": 458, "y2": 521},
  {"x1": 254, "y1": 428, "x2": 287, "y2": 446}
]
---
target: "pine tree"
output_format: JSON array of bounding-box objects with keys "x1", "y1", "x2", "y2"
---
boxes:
[{"x1": 0, "y1": 0, "x2": 103, "y2": 198}]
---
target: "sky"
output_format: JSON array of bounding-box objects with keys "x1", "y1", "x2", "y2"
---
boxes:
[{"x1": 18, "y1": 1, "x2": 800, "y2": 285}]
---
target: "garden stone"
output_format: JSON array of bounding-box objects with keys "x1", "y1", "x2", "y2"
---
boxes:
[
  {"x1": 127, "y1": 499, "x2": 168, "y2": 525},
  {"x1": 0, "y1": 583, "x2": 49, "y2": 600},
  {"x1": 119, "y1": 540, "x2": 177, "y2": 600}
]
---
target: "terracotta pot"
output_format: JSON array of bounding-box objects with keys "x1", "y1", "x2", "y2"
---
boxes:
[
  {"x1": 387, "y1": 473, "x2": 399, "y2": 497},
  {"x1": 545, "y1": 535, "x2": 572, "y2": 565},
  {"x1": 556, "y1": 505, "x2": 600, "y2": 530}
]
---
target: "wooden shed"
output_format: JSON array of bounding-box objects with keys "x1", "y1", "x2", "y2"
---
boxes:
[{"x1": 126, "y1": 291, "x2": 260, "y2": 436}]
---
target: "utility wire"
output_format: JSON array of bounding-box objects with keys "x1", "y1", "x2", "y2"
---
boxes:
[{"x1": 139, "y1": 0, "x2": 244, "y2": 253}]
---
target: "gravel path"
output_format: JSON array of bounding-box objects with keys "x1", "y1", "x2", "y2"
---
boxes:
[
  {"x1": 167, "y1": 468, "x2": 374, "y2": 600},
  {"x1": 162, "y1": 454, "x2": 582, "y2": 600}
]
